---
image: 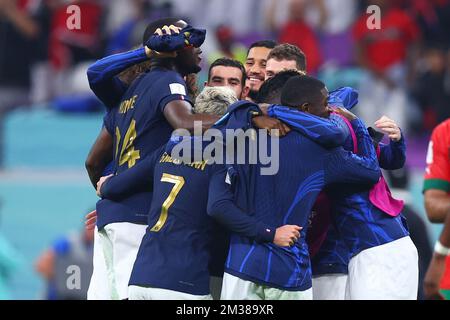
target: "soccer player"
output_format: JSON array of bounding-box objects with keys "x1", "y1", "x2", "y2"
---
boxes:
[
  {"x1": 209, "y1": 75, "x2": 381, "y2": 300},
  {"x1": 424, "y1": 203, "x2": 450, "y2": 300},
  {"x1": 265, "y1": 43, "x2": 307, "y2": 80},
  {"x1": 257, "y1": 71, "x2": 415, "y2": 299},
  {"x1": 85, "y1": 18, "x2": 221, "y2": 300},
  {"x1": 311, "y1": 114, "x2": 409, "y2": 300},
  {"x1": 95, "y1": 86, "x2": 301, "y2": 300},
  {"x1": 244, "y1": 40, "x2": 277, "y2": 102},
  {"x1": 423, "y1": 119, "x2": 450, "y2": 300},
  {"x1": 205, "y1": 58, "x2": 249, "y2": 99}
]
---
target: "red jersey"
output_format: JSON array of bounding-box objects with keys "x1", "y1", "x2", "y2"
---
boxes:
[
  {"x1": 424, "y1": 119, "x2": 450, "y2": 289},
  {"x1": 353, "y1": 8, "x2": 420, "y2": 71},
  {"x1": 279, "y1": 21, "x2": 322, "y2": 74}
]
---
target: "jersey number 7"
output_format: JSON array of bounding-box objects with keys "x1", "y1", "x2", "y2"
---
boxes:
[{"x1": 150, "y1": 173, "x2": 185, "y2": 232}]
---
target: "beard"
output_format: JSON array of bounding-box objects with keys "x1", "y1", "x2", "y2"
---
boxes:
[
  {"x1": 177, "y1": 61, "x2": 202, "y2": 76},
  {"x1": 247, "y1": 89, "x2": 260, "y2": 102},
  {"x1": 188, "y1": 64, "x2": 202, "y2": 74}
]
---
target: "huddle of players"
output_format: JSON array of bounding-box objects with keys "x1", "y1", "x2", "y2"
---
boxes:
[{"x1": 84, "y1": 18, "x2": 419, "y2": 300}]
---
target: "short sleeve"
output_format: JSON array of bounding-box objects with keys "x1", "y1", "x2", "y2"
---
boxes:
[
  {"x1": 424, "y1": 122, "x2": 450, "y2": 192},
  {"x1": 155, "y1": 72, "x2": 192, "y2": 112}
]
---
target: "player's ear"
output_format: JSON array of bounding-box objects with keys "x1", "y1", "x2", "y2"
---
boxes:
[
  {"x1": 242, "y1": 84, "x2": 251, "y2": 100},
  {"x1": 300, "y1": 102, "x2": 310, "y2": 113},
  {"x1": 242, "y1": 85, "x2": 250, "y2": 99},
  {"x1": 204, "y1": 81, "x2": 209, "y2": 87}
]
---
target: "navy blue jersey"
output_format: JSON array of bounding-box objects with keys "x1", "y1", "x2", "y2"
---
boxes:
[
  {"x1": 87, "y1": 47, "x2": 149, "y2": 109},
  {"x1": 101, "y1": 136, "x2": 276, "y2": 295},
  {"x1": 311, "y1": 224, "x2": 350, "y2": 275},
  {"x1": 208, "y1": 118, "x2": 381, "y2": 291},
  {"x1": 96, "y1": 67, "x2": 192, "y2": 229}
]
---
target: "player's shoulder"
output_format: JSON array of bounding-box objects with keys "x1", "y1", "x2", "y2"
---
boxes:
[
  {"x1": 433, "y1": 119, "x2": 450, "y2": 135},
  {"x1": 149, "y1": 68, "x2": 184, "y2": 83},
  {"x1": 430, "y1": 119, "x2": 450, "y2": 145}
]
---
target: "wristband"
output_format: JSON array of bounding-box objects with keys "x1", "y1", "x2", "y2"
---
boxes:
[
  {"x1": 250, "y1": 111, "x2": 262, "y2": 118},
  {"x1": 434, "y1": 241, "x2": 450, "y2": 256}
]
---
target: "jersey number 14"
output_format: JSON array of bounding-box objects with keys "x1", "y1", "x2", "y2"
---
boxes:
[{"x1": 115, "y1": 120, "x2": 141, "y2": 168}]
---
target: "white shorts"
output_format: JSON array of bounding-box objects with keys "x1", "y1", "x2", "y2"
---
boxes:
[
  {"x1": 97, "y1": 222, "x2": 147, "y2": 300},
  {"x1": 128, "y1": 285, "x2": 212, "y2": 300},
  {"x1": 346, "y1": 236, "x2": 419, "y2": 300},
  {"x1": 221, "y1": 273, "x2": 313, "y2": 300},
  {"x1": 87, "y1": 226, "x2": 111, "y2": 300},
  {"x1": 312, "y1": 274, "x2": 348, "y2": 300}
]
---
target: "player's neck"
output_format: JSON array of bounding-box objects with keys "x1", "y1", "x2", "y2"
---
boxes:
[{"x1": 150, "y1": 59, "x2": 177, "y2": 73}]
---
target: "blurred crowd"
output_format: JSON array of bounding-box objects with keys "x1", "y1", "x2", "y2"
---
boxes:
[
  {"x1": 1, "y1": 0, "x2": 450, "y2": 132},
  {"x1": 1, "y1": 0, "x2": 449, "y2": 300}
]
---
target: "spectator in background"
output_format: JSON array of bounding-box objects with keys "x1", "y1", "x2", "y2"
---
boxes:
[
  {"x1": 0, "y1": 0, "x2": 40, "y2": 111},
  {"x1": 107, "y1": 0, "x2": 159, "y2": 54},
  {"x1": 306, "y1": 0, "x2": 357, "y2": 68},
  {"x1": 353, "y1": 0, "x2": 420, "y2": 133},
  {"x1": 423, "y1": 119, "x2": 450, "y2": 300},
  {"x1": 412, "y1": 45, "x2": 450, "y2": 131},
  {"x1": 0, "y1": 206, "x2": 22, "y2": 300},
  {"x1": 35, "y1": 218, "x2": 94, "y2": 300},
  {"x1": 402, "y1": 0, "x2": 450, "y2": 49},
  {"x1": 207, "y1": 25, "x2": 247, "y2": 66},
  {"x1": 47, "y1": 0, "x2": 104, "y2": 99},
  {"x1": 274, "y1": 0, "x2": 322, "y2": 74}
]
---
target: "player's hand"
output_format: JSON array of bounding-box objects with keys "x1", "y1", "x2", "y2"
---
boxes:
[
  {"x1": 96, "y1": 174, "x2": 114, "y2": 197},
  {"x1": 252, "y1": 116, "x2": 291, "y2": 137},
  {"x1": 85, "y1": 210, "x2": 97, "y2": 231},
  {"x1": 374, "y1": 115, "x2": 401, "y2": 142},
  {"x1": 424, "y1": 253, "x2": 446, "y2": 300},
  {"x1": 274, "y1": 225, "x2": 302, "y2": 247},
  {"x1": 145, "y1": 25, "x2": 206, "y2": 56},
  {"x1": 334, "y1": 107, "x2": 358, "y2": 121},
  {"x1": 144, "y1": 24, "x2": 181, "y2": 58}
]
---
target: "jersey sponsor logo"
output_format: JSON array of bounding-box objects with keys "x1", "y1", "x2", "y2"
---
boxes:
[{"x1": 169, "y1": 83, "x2": 187, "y2": 96}]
